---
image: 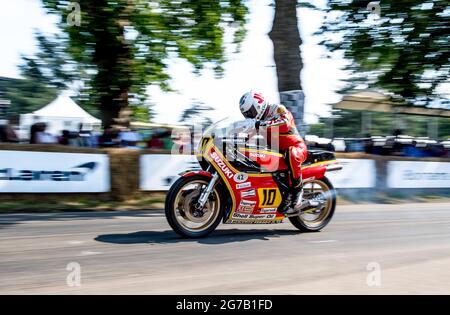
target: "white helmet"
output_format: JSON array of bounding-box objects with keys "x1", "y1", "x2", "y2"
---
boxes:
[{"x1": 239, "y1": 91, "x2": 267, "y2": 120}]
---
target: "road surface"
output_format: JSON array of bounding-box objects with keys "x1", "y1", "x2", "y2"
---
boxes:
[{"x1": 1, "y1": 202, "x2": 450, "y2": 294}]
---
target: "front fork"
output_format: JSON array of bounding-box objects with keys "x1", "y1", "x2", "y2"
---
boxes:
[{"x1": 195, "y1": 172, "x2": 219, "y2": 210}]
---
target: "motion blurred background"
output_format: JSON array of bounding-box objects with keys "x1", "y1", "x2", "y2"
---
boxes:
[
  {"x1": 0, "y1": 0, "x2": 449, "y2": 295},
  {"x1": 0, "y1": 0, "x2": 449, "y2": 204}
]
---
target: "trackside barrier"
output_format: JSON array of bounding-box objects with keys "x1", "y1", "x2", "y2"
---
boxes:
[{"x1": 0, "y1": 144, "x2": 449, "y2": 201}]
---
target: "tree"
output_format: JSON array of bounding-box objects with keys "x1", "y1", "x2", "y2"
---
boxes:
[
  {"x1": 0, "y1": 77, "x2": 57, "y2": 117},
  {"x1": 319, "y1": 0, "x2": 450, "y2": 105},
  {"x1": 20, "y1": 33, "x2": 79, "y2": 90},
  {"x1": 269, "y1": 1, "x2": 322, "y2": 93},
  {"x1": 0, "y1": 33, "x2": 75, "y2": 117},
  {"x1": 269, "y1": 0, "x2": 303, "y2": 92},
  {"x1": 19, "y1": 32, "x2": 99, "y2": 116},
  {"x1": 179, "y1": 101, "x2": 213, "y2": 128},
  {"x1": 41, "y1": 0, "x2": 248, "y2": 128}
]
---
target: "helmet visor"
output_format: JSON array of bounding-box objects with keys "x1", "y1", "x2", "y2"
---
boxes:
[{"x1": 242, "y1": 105, "x2": 258, "y2": 119}]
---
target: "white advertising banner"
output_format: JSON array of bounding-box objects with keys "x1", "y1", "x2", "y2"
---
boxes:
[
  {"x1": 140, "y1": 154, "x2": 199, "y2": 191},
  {"x1": 140, "y1": 155, "x2": 376, "y2": 190},
  {"x1": 387, "y1": 161, "x2": 450, "y2": 188},
  {"x1": 0, "y1": 151, "x2": 110, "y2": 193},
  {"x1": 328, "y1": 159, "x2": 376, "y2": 188}
]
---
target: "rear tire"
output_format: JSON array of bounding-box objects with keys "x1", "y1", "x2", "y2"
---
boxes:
[
  {"x1": 289, "y1": 176, "x2": 336, "y2": 232},
  {"x1": 165, "y1": 175, "x2": 225, "y2": 238}
]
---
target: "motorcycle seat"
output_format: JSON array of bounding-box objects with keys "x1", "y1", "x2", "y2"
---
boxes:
[{"x1": 303, "y1": 150, "x2": 336, "y2": 166}]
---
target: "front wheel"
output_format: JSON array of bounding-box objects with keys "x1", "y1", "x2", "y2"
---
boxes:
[
  {"x1": 289, "y1": 176, "x2": 336, "y2": 232},
  {"x1": 165, "y1": 175, "x2": 224, "y2": 238}
]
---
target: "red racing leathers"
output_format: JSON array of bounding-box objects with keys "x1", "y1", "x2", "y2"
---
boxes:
[{"x1": 258, "y1": 104, "x2": 307, "y2": 187}]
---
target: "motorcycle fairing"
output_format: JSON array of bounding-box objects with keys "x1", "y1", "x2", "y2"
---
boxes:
[
  {"x1": 196, "y1": 137, "x2": 338, "y2": 225},
  {"x1": 237, "y1": 147, "x2": 288, "y2": 172},
  {"x1": 179, "y1": 170, "x2": 213, "y2": 178},
  {"x1": 202, "y1": 139, "x2": 285, "y2": 224}
]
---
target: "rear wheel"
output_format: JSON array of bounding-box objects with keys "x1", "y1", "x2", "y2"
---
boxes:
[
  {"x1": 165, "y1": 175, "x2": 224, "y2": 238},
  {"x1": 289, "y1": 176, "x2": 336, "y2": 232}
]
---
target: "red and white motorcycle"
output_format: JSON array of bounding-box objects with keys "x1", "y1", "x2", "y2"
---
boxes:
[{"x1": 165, "y1": 118, "x2": 342, "y2": 238}]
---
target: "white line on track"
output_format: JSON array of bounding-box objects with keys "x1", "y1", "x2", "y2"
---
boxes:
[
  {"x1": 67, "y1": 241, "x2": 85, "y2": 245},
  {"x1": 78, "y1": 251, "x2": 102, "y2": 256}
]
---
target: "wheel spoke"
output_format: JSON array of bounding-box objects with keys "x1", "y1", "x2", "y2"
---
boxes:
[{"x1": 299, "y1": 179, "x2": 333, "y2": 228}]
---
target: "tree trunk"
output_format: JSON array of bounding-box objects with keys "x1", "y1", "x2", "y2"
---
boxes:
[
  {"x1": 269, "y1": 0, "x2": 303, "y2": 92},
  {"x1": 86, "y1": 1, "x2": 132, "y2": 129}
]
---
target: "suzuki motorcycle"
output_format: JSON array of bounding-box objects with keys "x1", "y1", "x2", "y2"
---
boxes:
[{"x1": 165, "y1": 118, "x2": 342, "y2": 238}]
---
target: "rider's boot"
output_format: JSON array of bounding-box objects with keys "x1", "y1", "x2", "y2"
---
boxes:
[{"x1": 283, "y1": 177, "x2": 318, "y2": 215}]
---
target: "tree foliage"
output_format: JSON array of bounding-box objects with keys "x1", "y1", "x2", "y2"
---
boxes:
[
  {"x1": 21, "y1": 33, "x2": 78, "y2": 90},
  {"x1": 179, "y1": 100, "x2": 213, "y2": 127},
  {"x1": 0, "y1": 77, "x2": 57, "y2": 117},
  {"x1": 40, "y1": 0, "x2": 248, "y2": 127},
  {"x1": 319, "y1": 0, "x2": 450, "y2": 105}
]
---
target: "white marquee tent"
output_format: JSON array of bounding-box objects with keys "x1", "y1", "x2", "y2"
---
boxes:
[{"x1": 19, "y1": 94, "x2": 101, "y2": 138}]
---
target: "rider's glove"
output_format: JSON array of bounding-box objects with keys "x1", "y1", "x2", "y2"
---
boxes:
[
  {"x1": 240, "y1": 118, "x2": 256, "y2": 133},
  {"x1": 255, "y1": 120, "x2": 266, "y2": 130}
]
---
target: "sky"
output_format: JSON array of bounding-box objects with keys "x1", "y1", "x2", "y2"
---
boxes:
[{"x1": 0, "y1": 0, "x2": 346, "y2": 124}]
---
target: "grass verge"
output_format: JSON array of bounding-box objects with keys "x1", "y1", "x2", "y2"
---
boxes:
[{"x1": 0, "y1": 192, "x2": 449, "y2": 213}]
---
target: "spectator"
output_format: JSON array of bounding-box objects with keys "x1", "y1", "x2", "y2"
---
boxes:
[
  {"x1": 30, "y1": 123, "x2": 57, "y2": 144},
  {"x1": 0, "y1": 123, "x2": 19, "y2": 143},
  {"x1": 172, "y1": 130, "x2": 192, "y2": 154},
  {"x1": 161, "y1": 131, "x2": 174, "y2": 150},
  {"x1": 98, "y1": 128, "x2": 120, "y2": 147},
  {"x1": 428, "y1": 143, "x2": 445, "y2": 157},
  {"x1": 119, "y1": 124, "x2": 142, "y2": 148},
  {"x1": 59, "y1": 130, "x2": 71, "y2": 145},
  {"x1": 147, "y1": 132, "x2": 164, "y2": 149},
  {"x1": 78, "y1": 123, "x2": 93, "y2": 147},
  {"x1": 29, "y1": 123, "x2": 39, "y2": 144}
]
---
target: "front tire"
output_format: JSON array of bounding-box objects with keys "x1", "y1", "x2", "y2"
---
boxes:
[
  {"x1": 289, "y1": 176, "x2": 336, "y2": 232},
  {"x1": 165, "y1": 175, "x2": 224, "y2": 238}
]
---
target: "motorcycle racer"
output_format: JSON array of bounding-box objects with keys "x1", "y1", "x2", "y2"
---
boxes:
[{"x1": 239, "y1": 91, "x2": 314, "y2": 213}]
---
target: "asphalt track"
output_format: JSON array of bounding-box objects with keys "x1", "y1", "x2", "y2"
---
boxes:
[{"x1": 1, "y1": 202, "x2": 449, "y2": 294}]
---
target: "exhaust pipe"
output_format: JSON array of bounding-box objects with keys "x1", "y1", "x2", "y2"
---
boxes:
[{"x1": 326, "y1": 164, "x2": 342, "y2": 172}]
